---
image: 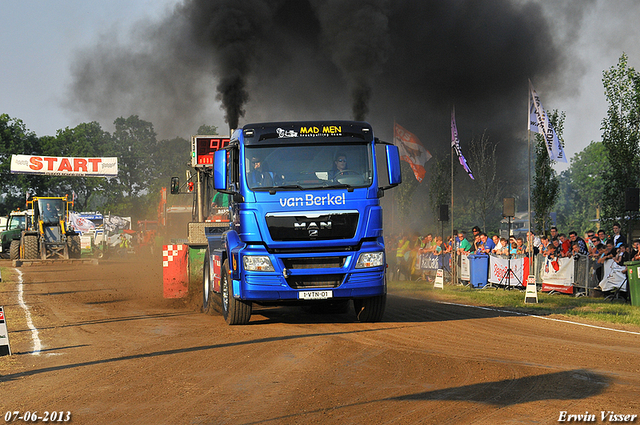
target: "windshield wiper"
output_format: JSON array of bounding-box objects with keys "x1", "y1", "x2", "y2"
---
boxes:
[
  {"x1": 322, "y1": 183, "x2": 353, "y2": 192},
  {"x1": 255, "y1": 184, "x2": 304, "y2": 194}
]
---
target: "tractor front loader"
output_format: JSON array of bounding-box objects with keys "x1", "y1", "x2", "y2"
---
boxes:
[{"x1": 16, "y1": 196, "x2": 81, "y2": 260}]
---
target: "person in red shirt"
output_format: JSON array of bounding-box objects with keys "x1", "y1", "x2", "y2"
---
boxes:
[{"x1": 558, "y1": 233, "x2": 571, "y2": 257}]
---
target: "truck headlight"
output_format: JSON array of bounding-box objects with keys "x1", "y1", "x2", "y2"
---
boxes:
[
  {"x1": 243, "y1": 255, "x2": 275, "y2": 272},
  {"x1": 355, "y1": 252, "x2": 384, "y2": 268}
]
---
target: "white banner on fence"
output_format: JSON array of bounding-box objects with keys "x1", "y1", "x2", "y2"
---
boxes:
[
  {"x1": 419, "y1": 253, "x2": 440, "y2": 270},
  {"x1": 488, "y1": 256, "x2": 525, "y2": 286},
  {"x1": 11, "y1": 154, "x2": 118, "y2": 177},
  {"x1": 460, "y1": 255, "x2": 470, "y2": 281},
  {"x1": 598, "y1": 259, "x2": 627, "y2": 292},
  {"x1": 541, "y1": 256, "x2": 574, "y2": 287}
]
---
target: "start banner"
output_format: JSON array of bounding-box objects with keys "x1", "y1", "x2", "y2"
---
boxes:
[{"x1": 10, "y1": 155, "x2": 118, "y2": 177}]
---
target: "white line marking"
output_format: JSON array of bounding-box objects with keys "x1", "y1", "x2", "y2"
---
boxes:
[
  {"x1": 436, "y1": 300, "x2": 640, "y2": 336},
  {"x1": 16, "y1": 269, "x2": 42, "y2": 355}
]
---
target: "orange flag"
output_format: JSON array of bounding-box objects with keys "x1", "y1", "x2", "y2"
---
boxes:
[{"x1": 394, "y1": 123, "x2": 432, "y2": 182}]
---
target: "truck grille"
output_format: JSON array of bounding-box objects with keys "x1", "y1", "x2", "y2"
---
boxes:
[
  {"x1": 282, "y1": 256, "x2": 346, "y2": 269},
  {"x1": 265, "y1": 211, "x2": 358, "y2": 241},
  {"x1": 286, "y1": 274, "x2": 345, "y2": 289}
]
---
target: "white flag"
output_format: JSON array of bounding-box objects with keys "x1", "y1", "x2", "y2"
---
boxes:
[
  {"x1": 68, "y1": 213, "x2": 96, "y2": 233},
  {"x1": 529, "y1": 81, "x2": 567, "y2": 163}
]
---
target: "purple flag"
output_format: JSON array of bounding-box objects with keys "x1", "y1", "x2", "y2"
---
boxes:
[{"x1": 451, "y1": 109, "x2": 475, "y2": 180}]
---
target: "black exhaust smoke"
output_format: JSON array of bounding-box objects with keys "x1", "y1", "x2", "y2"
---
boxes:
[
  {"x1": 66, "y1": 0, "x2": 584, "y2": 164},
  {"x1": 185, "y1": 0, "x2": 274, "y2": 129},
  {"x1": 312, "y1": 0, "x2": 391, "y2": 121}
]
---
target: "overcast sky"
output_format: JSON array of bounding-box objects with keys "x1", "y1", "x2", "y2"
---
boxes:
[{"x1": 2, "y1": 0, "x2": 640, "y2": 172}]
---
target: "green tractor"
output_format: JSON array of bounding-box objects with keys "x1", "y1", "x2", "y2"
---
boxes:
[
  {"x1": 0, "y1": 209, "x2": 33, "y2": 260},
  {"x1": 14, "y1": 196, "x2": 81, "y2": 260}
]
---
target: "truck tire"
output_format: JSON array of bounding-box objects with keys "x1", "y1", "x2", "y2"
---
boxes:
[
  {"x1": 354, "y1": 294, "x2": 386, "y2": 322},
  {"x1": 67, "y1": 234, "x2": 81, "y2": 259},
  {"x1": 24, "y1": 235, "x2": 39, "y2": 259},
  {"x1": 202, "y1": 256, "x2": 218, "y2": 315},
  {"x1": 221, "y1": 259, "x2": 252, "y2": 325},
  {"x1": 10, "y1": 240, "x2": 20, "y2": 260}
]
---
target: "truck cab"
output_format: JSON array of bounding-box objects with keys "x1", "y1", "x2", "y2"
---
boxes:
[{"x1": 203, "y1": 121, "x2": 401, "y2": 324}]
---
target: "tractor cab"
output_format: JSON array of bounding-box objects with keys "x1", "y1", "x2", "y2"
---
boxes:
[{"x1": 16, "y1": 195, "x2": 81, "y2": 260}]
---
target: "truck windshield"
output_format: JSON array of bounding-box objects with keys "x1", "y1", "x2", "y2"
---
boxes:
[
  {"x1": 38, "y1": 199, "x2": 65, "y2": 224},
  {"x1": 245, "y1": 143, "x2": 373, "y2": 190}
]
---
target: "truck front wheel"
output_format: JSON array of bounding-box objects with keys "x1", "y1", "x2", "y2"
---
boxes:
[
  {"x1": 354, "y1": 294, "x2": 386, "y2": 322},
  {"x1": 221, "y1": 259, "x2": 252, "y2": 325},
  {"x1": 202, "y1": 256, "x2": 218, "y2": 315}
]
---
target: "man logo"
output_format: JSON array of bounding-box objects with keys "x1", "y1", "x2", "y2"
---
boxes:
[{"x1": 294, "y1": 221, "x2": 332, "y2": 237}]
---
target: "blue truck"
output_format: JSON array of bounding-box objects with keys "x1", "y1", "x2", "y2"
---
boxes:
[{"x1": 202, "y1": 121, "x2": 402, "y2": 324}]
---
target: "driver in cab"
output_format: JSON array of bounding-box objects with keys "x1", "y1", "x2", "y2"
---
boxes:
[
  {"x1": 248, "y1": 155, "x2": 274, "y2": 188},
  {"x1": 43, "y1": 202, "x2": 59, "y2": 222},
  {"x1": 329, "y1": 153, "x2": 348, "y2": 181}
]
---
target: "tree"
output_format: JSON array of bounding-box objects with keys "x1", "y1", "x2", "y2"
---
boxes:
[
  {"x1": 41, "y1": 122, "x2": 113, "y2": 211},
  {"x1": 466, "y1": 132, "x2": 501, "y2": 232},
  {"x1": 601, "y1": 52, "x2": 640, "y2": 230},
  {"x1": 196, "y1": 124, "x2": 219, "y2": 135},
  {"x1": 0, "y1": 114, "x2": 46, "y2": 214},
  {"x1": 532, "y1": 110, "x2": 563, "y2": 235},
  {"x1": 556, "y1": 141, "x2": 608, "y2": 233},
  {"x1": 106, "y1": 115, "x2": 158, "y2": 215}
]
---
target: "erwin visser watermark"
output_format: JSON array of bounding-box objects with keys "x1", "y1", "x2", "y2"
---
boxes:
[{"x1": 558, "y1": 411, "x2": 637, "y2": 422}]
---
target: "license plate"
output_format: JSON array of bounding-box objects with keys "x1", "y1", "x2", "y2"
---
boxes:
[{"x1": 299, "y1": 290, "x2": 333, "y2": 300}]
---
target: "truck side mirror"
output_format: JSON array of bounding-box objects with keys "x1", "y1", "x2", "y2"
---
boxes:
[
  {"x1": 214, "y1": 150, "x2": 228, "y2": 191},
  {"x1": 386, "y1": 145, "x2": 402, "y2": 186},
  {"x1": 170, "y1": 177, "x2": 180, "y2": 194}
]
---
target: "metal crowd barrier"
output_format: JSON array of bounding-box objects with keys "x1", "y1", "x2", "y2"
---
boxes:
[{"x1": 451, "y1": 252, "x2": 600, "y2": 296}]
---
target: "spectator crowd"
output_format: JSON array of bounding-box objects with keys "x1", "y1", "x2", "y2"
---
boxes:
[{"x1": 388, "y1": 222, "x2": 640, "y2": 283}]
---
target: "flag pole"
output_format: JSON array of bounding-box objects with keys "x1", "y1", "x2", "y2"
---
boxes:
[
  {"x1": 527, "y1": 81, "x2": 533, "y2": 257},
  {"x1": 451, "y1": 107, "x2": 456, "y2": 285}
]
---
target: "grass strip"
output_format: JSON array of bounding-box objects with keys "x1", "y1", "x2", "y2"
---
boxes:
[{"x1": 389, "y1": 280, "x2": 640, "y2": 328}]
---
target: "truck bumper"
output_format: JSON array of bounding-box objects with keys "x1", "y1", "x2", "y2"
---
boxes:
[{"x1": 234, "y1": 268, "x2": 386, "y2": 301}]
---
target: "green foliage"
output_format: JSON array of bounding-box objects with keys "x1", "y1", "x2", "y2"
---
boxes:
[
  {"x1": 0, "y1": 114, "x2": 195, "y2": 221},
  {"x1": 42, "y1": 122, "x2": 113, "y2": 211},
  {"x1": 465, "y1": 132, "x2": 501, "y2": 232},
  {"x1": 532, "y1": 110, "x2": 563, "y2": 235},
  {"x1": 105, "y1": 115, "x2": 159, "y2": 215},
  {"x1": 149, "y1": 136, "x2": 191, "y2": 208},
  {"x1": 0, "y1": 114, "x2": 46, "y2": 214},
  {"x1": 556, "y1": 141, "x2": 608, "y2": 233},
  {"x1": 601, "y1": 53, "x2": 640, "y2": 229},
  {"x1": 196, "y1": 124, "x2": 219, "y2": 135}
]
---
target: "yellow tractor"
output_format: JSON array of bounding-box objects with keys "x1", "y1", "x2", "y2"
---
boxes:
[{"x1": 16, "y1": 196, "x2": 81, "y2": 260}]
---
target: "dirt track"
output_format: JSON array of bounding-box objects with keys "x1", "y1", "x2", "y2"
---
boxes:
[{"x1": 1, "y1": 256, "x2": 640, "y2": 424}]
